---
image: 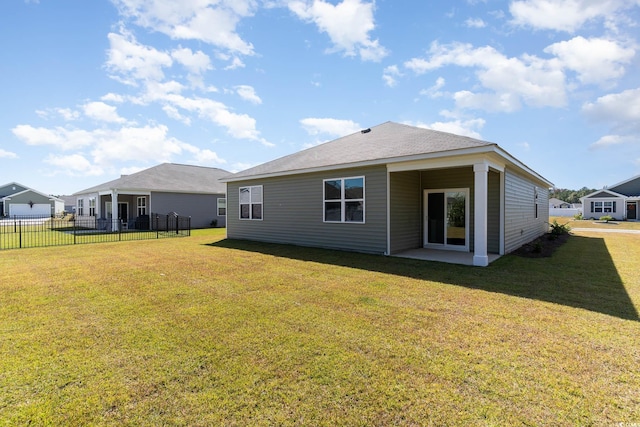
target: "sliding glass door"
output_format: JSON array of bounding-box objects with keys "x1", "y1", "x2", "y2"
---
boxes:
[{"x1": 424, "y1": 189, "x2": 469, "y2": 251}]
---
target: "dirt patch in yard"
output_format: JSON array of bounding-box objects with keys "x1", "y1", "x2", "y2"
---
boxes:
[{"x1": 512, "y1": 233, "x2": 570, "y2": 258}]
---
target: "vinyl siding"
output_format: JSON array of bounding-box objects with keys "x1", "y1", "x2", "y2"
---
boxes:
[
  {"x1": 389, "y1": 171, "x2": 421, "y2": 253},
  {"x1": 582, "y1": 196, "x2": 625, "y2": 220},
  {"x1": 226, "y1": 166, "x2": 388, "y2": 254},
  {"x1": 487, "y1": 170, "x2": 500, "y2": 254},
  {"x1": 0, "y1": 184, "x2": 28, "y2": 197},
  {"x1": 151, "y1": 192, "x2": 226, "y2": 228},
  {"x1": 504, "y1": 169, "x2": 549, "y2": 253},
  {"x1": 4, "y1": 191, "x2": 52, "y2": 205}
]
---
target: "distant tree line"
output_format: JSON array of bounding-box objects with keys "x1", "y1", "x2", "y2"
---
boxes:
[{"x1": 549, "y1": 187, "x2": 596, "y2": 204}]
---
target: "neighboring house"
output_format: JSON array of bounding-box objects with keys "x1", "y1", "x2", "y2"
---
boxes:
[
  {"x1": 549, "y1": 197, "x2": 582, "y2": 218},
  {"x1": 222, "y1": 122, "x2": 552, "y2": 267},
  {"x1": 549, "y1": 198, "x2": 571, "y2": 208},
  {"x1": 581, "y1": 174, "x2": 640, "y2": 221},
  {"x1": 73, "y1": 163, "x2": 229, "y2": 229},
  {"x1": 0, "y1": 182, "x2": 64, "y2": 217},
  {"x1": 59, "y1": 195, "x2": 77, "y2": 215}
]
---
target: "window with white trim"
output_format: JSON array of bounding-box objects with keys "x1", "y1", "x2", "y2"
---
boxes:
[
  {"x1": 534, "y1": 187, "x2": 539, "y2": 219},
  {"x1": 137, "y1": 197, "x2": 147, "y2": 216},
  {"x1": 77, "y1": 199, "x2": 84, "y2": 216},
  {"x1": 239, "y1": 186, "x2": 262, "y2": 220},
  {"x1": 323, "y1": 176, "x2": 365, "y2": 223},
  {"x1": 591, "y1": 201, "x2": 616, "y2": 213},
  {"x1": 217, "y1": 198, "x2": 226, "y2": 216},
  {"x1": 88, "y1": 198, "x2": 96, "y2": 216}
]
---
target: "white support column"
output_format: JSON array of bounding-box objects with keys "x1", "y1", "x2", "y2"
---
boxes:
[
  {"x1": 473, "y1": 162, "x2": 489, "y2": 266},
  {"x1": 111, "y1": 190, "x2": 119, "y2": 230}
]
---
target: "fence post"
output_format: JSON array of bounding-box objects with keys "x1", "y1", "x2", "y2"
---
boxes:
[{"x1": 19, "y1": 220, "x2": 22, "y2": 249}]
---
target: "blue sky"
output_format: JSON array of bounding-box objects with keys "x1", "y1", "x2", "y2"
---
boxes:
[{"x1": 1, "y1": 0, "x2": 639, "y2": 195}]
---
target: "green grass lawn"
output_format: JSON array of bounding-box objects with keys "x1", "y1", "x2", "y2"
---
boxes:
[
  {"x1": 1, "y1": 228, "x2": 639, "y2": 425},
  {"x1": 551, "y1": 215, "x2": 640, "y2": 230}
]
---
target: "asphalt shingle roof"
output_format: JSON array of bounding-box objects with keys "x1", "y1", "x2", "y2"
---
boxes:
[
  {"x1": 228, "y1": 121, "x2": 496, "y2": 180},
  {"x1": 73, "y1": 163, "x2": 229, "y2": 195}
]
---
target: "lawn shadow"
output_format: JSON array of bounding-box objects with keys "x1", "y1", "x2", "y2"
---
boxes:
[{"x1": 208, "y1": 236, "x2": 638, "y2": 321}]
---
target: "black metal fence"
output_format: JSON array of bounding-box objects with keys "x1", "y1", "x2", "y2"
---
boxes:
[{"x1": 0, "y1": 213, "x2": 190, "y2": 250}]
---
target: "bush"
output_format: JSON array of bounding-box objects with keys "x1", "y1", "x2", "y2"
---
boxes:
[
  {"x1": 599, "y1": 215, "x2": 613, "y2": 223},
  {"x1": 549, "y1": 219, "x2": 571, "y2": 237},
  {"x1": 573, "y1": 213, "x2": 583, "y2": 220}
]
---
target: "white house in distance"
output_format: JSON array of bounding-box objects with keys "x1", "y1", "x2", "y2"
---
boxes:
[{"x1": 581, "y1": 174, "x2": 640, "y2": 221}]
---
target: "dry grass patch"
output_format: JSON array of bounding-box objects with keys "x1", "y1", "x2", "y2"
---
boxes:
[{"x1": 1, "y1": 228, "x2": 639, "y2": 425}]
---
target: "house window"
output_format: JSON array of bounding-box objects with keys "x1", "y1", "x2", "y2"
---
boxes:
[
  {"x1": 593, "y1": 201, "x2": 603, "y2": 213},
  {"x1": 239, "y1": 186, "x2": 262, "y2": 220},
  {"x1": 137, "y1": 197, "x2": 147, "y2": 216},
  {"x1": 217, "y1": 198, "x2": 226, "y2": 216},
  {"x1": 77, "y1": 199, "x2": 84, "y2": 216},
  {"x1": 88, "y1": 198, "x2": 96, "y2": 216},
  {"x1": 534, "y1": 187, "x2": 539, "y2": 219},
  {"x1": 323, "y1": 176, "x2": 365, "y2": 223}
]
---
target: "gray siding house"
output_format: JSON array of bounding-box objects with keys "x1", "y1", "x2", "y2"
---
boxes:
[
  {"x1": 222, "y1": 122, "x2": 552, "y2": 266},
  {"x1": 581, "y1": 174, "x2": 640, "y2": 221},
  {"x1": 73, "y1": 163, "x2": 229, "y2": 229},
  {"x1": 0, "y1": 182, "x2": 64, "y2": 217}
]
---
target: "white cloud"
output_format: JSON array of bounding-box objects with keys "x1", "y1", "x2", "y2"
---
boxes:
[
  {"x1": 36, "y1": 108, "x2": 80, "y2": 121},
  {"x1": 56, "y1": 108, "x2": 81, "y2": 121},
  {"x1": 0, "y1": 149, "x2": 18, "y2": 159},
  {"x1": 464, "y1": 18, "x2": 486, "y2": 28},
  {"x1": 224, "y1": 57, "x2": 246, "y2": 70},
  {"x1": 405, "y1": 42, "x2": 566, "y2": 112},
  {"x1": 589, "y1": 134, "x2": 636, "y2": 149},
  {"x1": 409, "y1": 118, "x2": 486, "y2": 139},
  {"x1": 106, "y1": 30, "x2": 173, "y2": 85},
  {"x1": 509, "y1": 0, "x2": 636, "y2": 33},
  {"x1": 171, "y1": 47, "x2": 212, "y2": 75},
  {"x1": 382, "y1": 65, "x2": 402, "y2": 87},
  {"x1": 101, "y1": 93, "x2": 125, "y2": 103},
  {"x1": 12, "y1": 123, "x2": 199, "y2": 167},
  {"x1": 155, "y1": 93, "x2": 271, "y2": 145},
  {"x1": 189, "y1": 148, "x2": 226, "y2": 165},
  {"x1": 112, "y1": 0, "x2": 256, "y2": 55},
  {"x1": 299, "y1": 118, "x2": 361, "y2": 137},
  {"x1": 44, "y1": 154, "x2": 103, "y2": 175},
  {"x1": 235, "y1": 85, "x2": 262, "y2": 104},
  {"x1": 544, "y1": 36, "x2": 635, "y2": 85},
  {"x1": 12, "y1": 125, "x2": 94, "y2": 150},
  {"x1": 419, "y1": 77, "x2": 446, "y2": 98},
  {"x1": 82, "y1": 101, "x2": 127, "y2": 123},
  {"x1": 162, "y1": 105, "x2": 192, "y2": 125},
  {"x1": 582, "y1": 88, "x2": 640, "y2": 132},
  {"x1": 288, "y1": 0, "x2": 388, "y2": 61}
]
